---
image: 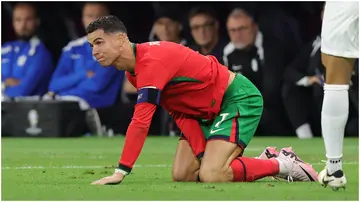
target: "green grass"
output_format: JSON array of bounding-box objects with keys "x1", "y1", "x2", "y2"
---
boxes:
[{"x1": 1, "y1": 136, "x2": 358, "y2": 200}]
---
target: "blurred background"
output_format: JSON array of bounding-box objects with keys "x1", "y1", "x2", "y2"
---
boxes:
[{"x1": 1, "y1": 1, "x2": 358, "y2": 139}]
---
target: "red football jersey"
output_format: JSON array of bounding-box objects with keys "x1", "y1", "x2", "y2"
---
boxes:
[
  {"x1": 119, "y1": 41, "x2": 229, "y2": 173},
  {"x1": 127, "y1": 41, "x2": 229, "y2": 119}
]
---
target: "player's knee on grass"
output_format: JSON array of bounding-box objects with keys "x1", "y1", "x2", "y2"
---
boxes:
[
  {"x1": 198, "y1": 163, "x2": 232, "y2": 183},
  {"x1": 172, "y1": 167, "x2": 187, "y2": 182},
  {"x1": 172, "y1": 140, "x2": 201, "y2": 182},
  {"x1": 198, "y1": 168, "x2": 221, "y2": 182},
  {"x1": 172, "y1": 166, "x2": 197, "y2": 182},
  {"x1": 198, "y1": 140, "x2": 242, "y2": 183}
]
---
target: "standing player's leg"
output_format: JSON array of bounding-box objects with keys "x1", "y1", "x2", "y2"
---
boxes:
[
  {"x1": 318, "y1": 2, "x2": 359, "y2": 190},
  {"x1": 198, "y1": 74, "x2": 318, "y2": 183},
  {"x1": 171, "y1": 115, "x2": 206, "y2": 182}
]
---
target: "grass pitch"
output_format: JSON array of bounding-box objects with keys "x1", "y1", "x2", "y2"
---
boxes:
[{"x1": 1, "y1": 136, "x2": 358, "y2": 200}]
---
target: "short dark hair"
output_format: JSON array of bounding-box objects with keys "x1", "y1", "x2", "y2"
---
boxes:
[
  {"x1": 188, "y1": 5, "x2": 217, "y2": 21},
  {"x1": 86, "y1": 15, "x2": 127, "y2": 34}
]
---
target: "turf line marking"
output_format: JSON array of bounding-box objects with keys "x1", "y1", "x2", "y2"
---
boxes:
[
  {"x1": 1, "y1": 161, "x2": 358, "y2": 170},
  {"x1": 1, "y1": 165, "x2": 170, "y2": 170}
]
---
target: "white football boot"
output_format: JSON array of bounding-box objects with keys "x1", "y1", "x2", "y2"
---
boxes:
[
  {"x1": 318, "y1": 167, "x2": 347, "y2": 191},
  {"x1": 275, "y1": 147, "x2": 318, "y2": 182}
]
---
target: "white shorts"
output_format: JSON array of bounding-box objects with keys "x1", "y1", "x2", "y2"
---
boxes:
[{"x1": 321, "y1": 2, "x2": 359, "y2": 58}]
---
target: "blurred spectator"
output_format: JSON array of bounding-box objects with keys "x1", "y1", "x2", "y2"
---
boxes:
[
  {"x1": 1, "y1": 3, "x2": 53, "y2": 100},
  {"x1": 282, "y1": 7, "x2": 358, "y2": 138},
  {"x1": 222, "y1": 8, "x2": 301, "y2": 135},
  {"x1": 149, "y1": 8, "x2": 187, "y2": 45},
  {"x1": 45, "y1": 3, "x2": 125, "y2": 135},
  {"x1": 223, "y1": 8, "x2": 263, "y2": 90},
  {"x1": 283, "y1": 38, "x2": 359, "y2": 138},
  {"x1": 282, "y1": 35, "x2": 324, "y2": 139},
  {"x1": 188, "y1": 5, "x2": 227, "y2": 63}
]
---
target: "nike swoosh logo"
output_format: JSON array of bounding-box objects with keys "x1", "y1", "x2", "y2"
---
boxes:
[
  {"x1": 210, "y1": 128, "x2": 224, "y2": 134},
  {"x1": 322, "y1": 177, "x2": 334, "y2": 185},
  {"x1": 299, "y1": 165, "x2": 316, "y2": 181}
]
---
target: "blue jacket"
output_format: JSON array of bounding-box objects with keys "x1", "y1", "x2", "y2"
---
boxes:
[
  {"x1": 49, "y1": 36, "x2": 124, "y2": 108},
  {"x1": 1, "y1": 37, "x2": 53, "y2": 97}
]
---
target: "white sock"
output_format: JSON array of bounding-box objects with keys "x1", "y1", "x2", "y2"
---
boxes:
[
  {"x1": 274, "y1": 158, "x2": 288, "y2": 176},
  {"x1": 277, "y1": 159, "x2": 286, "y2": 174},
  {"x1": 296, "y1": 123, "x2": 313, "y2": 139},
  {"x1": 321, "y1": 84, "x2": 349, "y2": 174}
]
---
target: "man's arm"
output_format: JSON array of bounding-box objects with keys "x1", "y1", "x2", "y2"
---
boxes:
[
  {"x1": 5, "y1": 48, "x2": 53, "y2": 97},
  {"x1": 91, "y1": 91, "x2": 160, "y2": 185},
  {"x1": 48, "y1": 48, "x2": 86, "y2": 93},
  {"x1": 91, "y1": 58, "x2": 172, "y2": 185},
  {"x1": 1, "y1": 43, "x2": 13, "y2": 82},
  {"x1": 118, "y1": 57, "x2": 173, "y2": 173},
  {"x1": 118, "y1": 100, "x2": 158, "y2": 173},
  {"x1": 283, "y1": 39, "x2": 322, "y2": 87}
]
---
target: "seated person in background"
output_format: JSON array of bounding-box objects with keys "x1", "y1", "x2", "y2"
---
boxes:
[
  {"x1": 282, "y1": 35, "x2": 324, "y2": 139},
  {"x1": 2, "y1": 3, "x2": 53, "y2": 100},
  {"x1": 187, "y1": 5, "x2": 227, "y2": 63},
  {"x1": 282, "y1": 5, "x2": 358, "y2": 139},
  {"x1": 222, "y1": 8, "x2": 300, "y2": 135},
  {"x1": 282, "y1": 35, "x2": 359, "y2": 139},
  {"x1": 46, "y1": 3, "x2": 124, "y2": 135},
  {"x1": 223, "y1": 8, "x2": 263, "y2": 90},
  {"x1": 149, "y1": 8, "x2": 187, "y2": 45}
]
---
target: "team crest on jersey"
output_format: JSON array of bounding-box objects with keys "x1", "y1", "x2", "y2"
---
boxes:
[{"x1": 17, "y1": 55, "x2": 27, "y2": 67}]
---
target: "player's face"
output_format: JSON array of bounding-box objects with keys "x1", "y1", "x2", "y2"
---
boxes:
[
  {"x1": 13, "y1": 5, "x2": 38, "y2": 39},
  {"x1": 227, "y1": 16, "x2": 257, "y2": 49},
  {"x1": 88, "y1": 29, "x2": 123, "y2": 67},
  {"x1": 154, "y1": 17, "x2": 181, "y2": 42},
  {"x1": 190, "y1": 15, "x2": 218, "y2": 46},
  {"x1": 82, "y1": 4, "x2": 109, "y2": 29}
]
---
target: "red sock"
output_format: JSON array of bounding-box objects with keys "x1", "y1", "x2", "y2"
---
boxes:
[{"x1": 230, "y1": 157, "x2": 280, "y2": 182}]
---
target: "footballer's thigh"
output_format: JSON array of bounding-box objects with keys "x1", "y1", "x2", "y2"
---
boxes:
[
  {"x1": 199, "y1": 106, "x2": 261, "y2": 182},
  {"x1": 321, "y1": 54, "x2": 356, "y2": 84},
  {"x1": 199, "y1": 74, "x2": 263, "y2": 182},
  {"x1": 321, "y1": 2, "x2": 358, "y2": 84}
]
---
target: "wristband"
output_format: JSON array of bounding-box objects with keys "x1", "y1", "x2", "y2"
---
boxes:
[
  {"x1": 117, "y1": 163, "x2": 132, "y2": 175},
  {"x1": 114, "y1": 168, "x2": 129, "y2": 176}
]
